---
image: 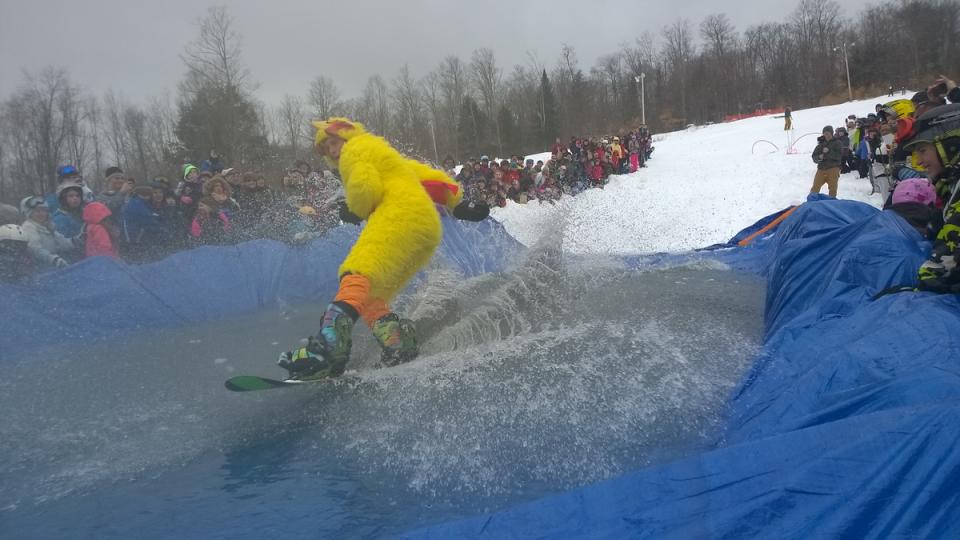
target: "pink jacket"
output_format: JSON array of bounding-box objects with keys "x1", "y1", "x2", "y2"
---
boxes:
[{"x1": 82, "y1": 202, "x2": 119, "y2": 258}]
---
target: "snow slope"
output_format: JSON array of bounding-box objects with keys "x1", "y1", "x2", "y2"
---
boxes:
[{"x1": 496, "y1": 97, "x2": 894, "y2": 254}]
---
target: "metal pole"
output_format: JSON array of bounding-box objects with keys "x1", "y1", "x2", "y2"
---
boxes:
[
  {"x1": 641, "y1": 73, "x2": 646, "y2": 125},
  {"x1": 429, "y1": 119, "x2": 439, "y2": 164},
  {"x1": 843, "y1": 44, "x2": 853, "y2": 102}
]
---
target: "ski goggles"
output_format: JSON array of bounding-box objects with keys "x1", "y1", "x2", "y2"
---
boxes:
[{"x1": 20, "y1": 196, "x2": 48, "y2": 214}]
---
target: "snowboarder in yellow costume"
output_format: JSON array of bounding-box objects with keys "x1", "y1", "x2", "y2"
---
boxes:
[{"x1": 279, "y1": 118, "x2": 488, "y2": 379}]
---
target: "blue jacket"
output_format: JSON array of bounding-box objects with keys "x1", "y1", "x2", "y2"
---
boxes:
[
  {"x1": 122, "y1": 196, "x2": 162, "y2": 244},
  {"x1": 52, "y1": 208, "x2": 84, "y2": 239},
  {"x1": 856, "y1": 139, "x2": 871, "y2": 161}
]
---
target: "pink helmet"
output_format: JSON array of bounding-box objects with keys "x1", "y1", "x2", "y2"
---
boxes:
[{"x1": 892, "y1": 178, "x2": 936, "y2": 206}]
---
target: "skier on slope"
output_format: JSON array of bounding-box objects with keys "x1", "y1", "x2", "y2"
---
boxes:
[{"x1": 278, "y1": 117, "x2": 489, "y2": 380}]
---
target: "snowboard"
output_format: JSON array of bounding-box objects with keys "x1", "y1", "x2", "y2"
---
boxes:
[{"x1": 224, "y1": 373, "x2": 359, "y2": 392}]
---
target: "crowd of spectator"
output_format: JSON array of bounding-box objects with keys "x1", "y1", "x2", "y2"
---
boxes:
[
  {"x1": 811, "y1": 74, "x2": 960, "y2": 295},
  {"x1": 0, "y1": 125, "x2": 656, "y2": 284},
  {"x1": 452, "y1": 127, "x2": 654, "y2": 207}
]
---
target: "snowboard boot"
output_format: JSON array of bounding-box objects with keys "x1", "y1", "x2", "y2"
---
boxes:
[
  {"x1": 372, "y1": 313, "x2": 419, "y2": 367},
  {"x1": 277, "y1": 336, "x2": 332, "y2": 380},
  {"x1": 278, "y1": 302, "x2": 356, "y2": 380}
]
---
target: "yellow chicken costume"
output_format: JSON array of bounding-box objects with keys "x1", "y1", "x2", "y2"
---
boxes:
[{"x1": 279, "y1": 117, "x2": 474, "y2": 380}]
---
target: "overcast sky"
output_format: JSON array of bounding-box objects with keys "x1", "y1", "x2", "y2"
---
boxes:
[{"x1": 0, "y1": 0, "x2": 876, "y2": 106}]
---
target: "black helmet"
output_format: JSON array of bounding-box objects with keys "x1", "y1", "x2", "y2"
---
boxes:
[{"x1": 903, "y1": 103, "x2": 960, "y2": 169}]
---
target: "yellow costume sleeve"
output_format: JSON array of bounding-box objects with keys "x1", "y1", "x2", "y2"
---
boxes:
[
  {"x1": 406, "y1": 159, "x2": 463, "y2": 211},
  {"x1": 342, "y1": 161, "x2": 384, "y2": 219}
]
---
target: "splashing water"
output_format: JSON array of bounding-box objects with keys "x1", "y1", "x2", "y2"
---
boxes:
[{"x1": 0, "y1": 245, "x2": 764, "y2": 538}]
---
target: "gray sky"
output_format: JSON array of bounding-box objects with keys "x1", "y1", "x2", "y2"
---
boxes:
[{"x1": 0, "y1": 0, "x2": 876, "y2": 106}]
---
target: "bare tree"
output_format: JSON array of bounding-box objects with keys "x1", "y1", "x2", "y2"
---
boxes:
[
  {"x1": 102, "y1": 91, "x2": 129, "y2": 172},
  {"x1": 307, "y1": 75, "x2": 342, "y2": 119},
  {"x1": 275, "y1": 94, "x2": 306, "y2": 160},
  {"x1": 663, "y1": 19, "x2": 695, "y2": 124},
  {"x1": 7, "y1": 68, "x2": 84, "y2": 192},
  {"x1": 123, "y1": 105, "x2": 150, "y2": 181},
  {"x1": 180, "y1": 5, "x2": 251, "y2": 93},
  {"x1": 701, "y1": 14, "x2": 736, "y2": 58},
  {"x1": 392, "y1": 65, "x2": 428, "y2": 152},
  {"x1": 359, "y1": 75, "x2": 391, "y2": 136},
  {"x1": 438, "y1": 56, "x2": 469, "y2": 144}
]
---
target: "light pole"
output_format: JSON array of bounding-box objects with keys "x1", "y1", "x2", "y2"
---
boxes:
[
  {"x1": 634, "y1": 73, "x2": 646, "y2": 125},
  {"x1": 428, "y1": 118, "x2": 439, "y2": 164},
  {"x1": 833, "y1": 42, "x2": 855, "y2": 102}
]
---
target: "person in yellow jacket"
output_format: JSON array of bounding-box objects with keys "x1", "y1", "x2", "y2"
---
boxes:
[{"x1": 278, "y1": 118, "x2": 488, "y2": 380}]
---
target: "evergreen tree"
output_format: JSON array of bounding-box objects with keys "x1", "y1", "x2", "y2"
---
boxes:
[
  {"x1": 176, "y1": 83, "x2": 265, "y2": 166},
  {"x1": 175, "y1": 6, "x2": 266, "y2": 165}
]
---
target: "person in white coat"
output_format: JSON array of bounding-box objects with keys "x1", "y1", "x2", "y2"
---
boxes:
[{"x1": 19, "y1": 196, "x2": 77, "y2": 270}]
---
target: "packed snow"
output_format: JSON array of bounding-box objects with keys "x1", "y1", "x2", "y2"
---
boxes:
[{"x1": 497, "y1": 97, "x2": 894, "y2": 254}]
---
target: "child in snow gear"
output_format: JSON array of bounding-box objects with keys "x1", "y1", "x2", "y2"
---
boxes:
[{"x1": 279, "y1": 118, "x2": 485, "y2": 380}]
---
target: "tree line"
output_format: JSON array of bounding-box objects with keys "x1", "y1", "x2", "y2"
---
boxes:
[{"x1": 2, "y1": 0, "x2": 958, "y2": 203}]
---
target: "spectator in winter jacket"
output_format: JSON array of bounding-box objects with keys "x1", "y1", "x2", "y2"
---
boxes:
[
  {"x1": 442, "y1": 156, "x2": 456, "y2": 177},
  {"x1": 222, "y1": 167, "x2": 241, "y2": 193},
  {"x1": 200, "y1": 150, "x2": 224, "y2": 174},
  {"x1": 177, "y1": 164, "x2": 203, "y2": 224},
  {"x1": 97, "y1": 166, "x2": 130, "y2": 215},
  {"x1": 856, "y1": 134, "x2": 872, "y2": 178},
  {"x1": 52, "y1": 182, "x2": 85, "y2": 240},
  {"x1": 551, "y1": 137, "x2": 564, "y2": 157},
  {"x1": 19, "y1": 196, "x2": 76, "y2": 269},
  {"x1": 149, "y1": 182, "x2": 180, "y2": 255},
  {"x1": 46, "y1": 165, "x2": 93, "y2": 213},
  {"x1": 288, "y1": 205, "x2": 322, "y2": 244},
  {"x1": 190, "y1": 199, "x2": 232, "y2": 245},
  {"x1": 201, "y1": 176, "x2": 240, "y2": 217},
  {"x1": 82, "y1": 201, "x2": 119, "y2": 259},
  {"x1": 610, "y1": 137, "x2": 624, "y2": 169},
  {"x1": 810, "y1": 125, "x2": 843, "y2": 198},
  {"x1": 123, "y1": 186, "x2": 165, "y2": 261}
]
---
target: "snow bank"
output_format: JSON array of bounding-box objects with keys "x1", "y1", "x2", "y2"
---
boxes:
[{"x1": 501, "y1": 96, "x2": 895, "y2": 253}]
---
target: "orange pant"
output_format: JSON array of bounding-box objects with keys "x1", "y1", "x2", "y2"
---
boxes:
[
  {"x1": 810, "y1": 167, "x2": 840, "y2": 198},
  {"x1": 334, "y1": 274, "x2": 391, "y2": 327}
]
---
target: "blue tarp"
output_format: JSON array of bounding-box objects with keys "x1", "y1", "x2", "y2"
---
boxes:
[
  {"x1": 404, "y1": 196, "x2": 960, "y2": 539},
  {"x1": 0, "y1": 217, "x2": 523, "y2": 358},
  {"x1": 5, "y1": 198, "x2": 959, "y2": 538}
]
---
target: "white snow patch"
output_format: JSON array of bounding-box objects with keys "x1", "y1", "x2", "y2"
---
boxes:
[{"x1": 495, "y1": 97, "x2": 891, "y2": 254}]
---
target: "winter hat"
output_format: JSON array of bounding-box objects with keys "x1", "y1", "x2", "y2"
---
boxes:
[
  {"x1": 104, "y1": 166, "x2": 124, "y2": 178},
  {"x1": 57, "y1": 164, "x2": 80, "y2": 180},
  {"x1": 892, "y1": 178, "x2": 937, "y2": 206},
  {"x1": 183, "y1": 164, "x2": 199, "y2": 180},
  {"x1": 19, "y1": 196, "x2": 48, "y2": 219},
  {"x1": 82, "y1": 201, "x2": 112, "y2": 224}
]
